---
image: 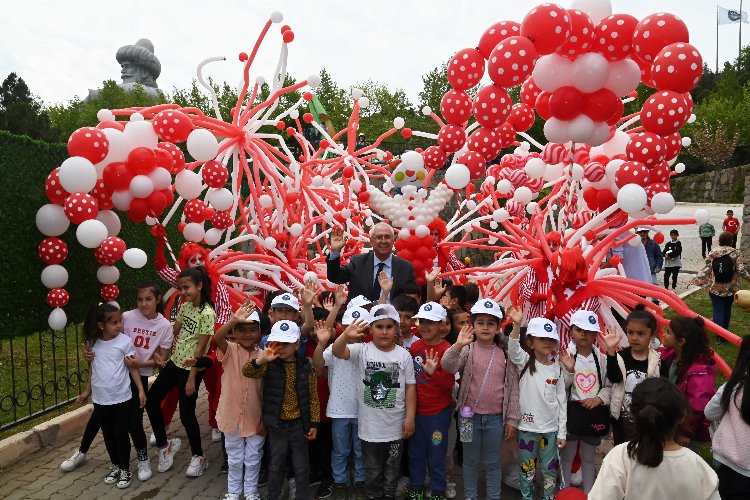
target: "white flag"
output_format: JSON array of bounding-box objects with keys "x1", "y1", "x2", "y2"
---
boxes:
[{"x1": 718, "y1": 6, "x2": 749, "y2": 25}]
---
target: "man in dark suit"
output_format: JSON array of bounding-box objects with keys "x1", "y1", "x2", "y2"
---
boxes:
[{"x1": 327, "y1": 223, "x2": 417, "y2": 303}]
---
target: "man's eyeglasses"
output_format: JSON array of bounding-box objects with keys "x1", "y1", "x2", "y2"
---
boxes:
[{"x1": 371, "y1": 235, "x2": 393, "y2": 241}]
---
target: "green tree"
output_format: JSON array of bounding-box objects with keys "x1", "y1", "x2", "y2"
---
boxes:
[
  {"x1": 0, "y1": 73, "x2": 58, "y2": 142},
  {"x1": 171, "y1": 78, "x2": 238, "y2": 121},
  {"x1": 418, "y1": 61, "x2": 451, "y2": 117},
  {"x1": 314, "y1": 68, "x2": 352, "y2": 131}
]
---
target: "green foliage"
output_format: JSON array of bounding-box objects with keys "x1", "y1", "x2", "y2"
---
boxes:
[
  {"x1": 0, "y1": 73, "x2": 58, "y2": 142},
  {"x1": 315, "y1": 68, "x2": 352, "y2": 131},
  {"x1": 171, "y1": 77, "x2": 238, "y2": 122}
]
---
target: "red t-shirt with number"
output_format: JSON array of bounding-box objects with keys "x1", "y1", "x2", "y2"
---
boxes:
[
  {"x1": 724, "y1": 217, "x2": 740, "y2": 234},
  {"x1": 122, "y1": 309, "x2": 173, "y2": 377},
  {"x1": 410, "y1": 339, "x2": 455, "y2": 416}
]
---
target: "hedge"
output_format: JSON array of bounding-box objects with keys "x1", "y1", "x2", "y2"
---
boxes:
[{"x1": 0, "y1": 131, "x2": 181, "y2": 338}]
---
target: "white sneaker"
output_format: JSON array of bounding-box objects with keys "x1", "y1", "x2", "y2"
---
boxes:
[
  {"x1": 116, "y1": 470, "x2": 132, "y2": 489},
  {"x1": 288, "y1": 478, "x2": 296, "y2": 500},
  {"x1": 186, "y1": 455, "x2": 208, "y2": 477},
  {"x1": 570, "y1": 468, "x2": 583, "y2": 486},
  {"x1": 211, "y1": 428, "x2": 223, "y2": 442},
  {"x1": 446, "y1": 481, "x2": 457, "y2": 499},
  {"x1": 104, "y1": 466, "x2": 121, "y2": 484},
  {"x1": 245, "y1": 493, "x2": 261, "y2": 500},
  {"x1": 137, "y1": 459, "x2": 152, "y2": 481},
  {"x1": 157, "y1": 438, "x2": 181, "y2": 473},
  {"x1": 221, "y1": 494, "x2": 240, "y2": 500},
  {"x1": 60, "y1": 450, "x2": 86, "y2": 472},
  {"x1": 149, "y1": 433, "x2": 157, "y2": 446}
]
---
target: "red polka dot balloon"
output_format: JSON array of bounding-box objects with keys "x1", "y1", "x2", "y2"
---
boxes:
[
  {"x1": 440, "y1": 90, "x2": 473, "y2": 126},
  {"x1": 212, "y1": 209, "x2": 234, "y2": 230},
  {"x1": 520, "y1": 77, "x2": 542, "y2": 107},
  {"x1": 557, "y1": 9, "x2": 595, "y2": 58},
  {"x1": 437, "y1": 125, "x2": 467, "y2": 153},
  {"x1": 478, "y1": 20, "x2": 521, "y2": 59},
  {"x1": 521, "y1": 3, "x2": 571, "y2": 55},
  {"x1": 67, "y1": 127, "x2": 110, "y2": 164},
  {"x1": 38, "y1": 237, "x2": 68, "y2": 265},
  {"x1": 152, "y1": 110, "x2": 194, "y2": 143},
  {"x1": 447, "y1": 48, "x2": 485, "y2": 90},
  {"x1": 615, "y1": 160, "x2": 651, "y2": 188},
  {"x1": 46, "y1": 288, "x2": 70, "y2": 308},
  {"x1": 184, "y1": 199, "x2": 208, "y2": 223},
  {"x1": 496, "y1": 122, "x2": 517, "y2": 148},
  {"x1": 471, "y1": 85, "x2": 512, "y2": 128},
  {"x1": 64, "y1": 192, "x2": 99, "y2": 224},
  {"x1": 649, "y1": 161, "x2": 672, "y2": 183},
  {"x1": 594, "y1": 14, "x2": 639, "y2": 61},
  {"x1": 456, "y1": 151, "x2": 487, "y2": 180},
  {"x1": 45, "y1": 168, "x2": 70, "y2": 205},
  {"x1": 201, "y1": 160, "x2": 230, "y2": 188},
  {"x1": 640, "y1": 91, "x2": 690, "y2": 135},
  {"x1": 488, "y1": 36, "x2": 538, "y2": 88},
  {"x1": 91, "y1": 179, "x2": 114, "y2": 210},
  {"x1": 467, "y1": 127, "x2": 503, "y2": 161},
  {"x1": 156, "y1": 142, "x2": 186, "y2": 174},
  {"x1": 626, "y1": 132, "x2": 667, "y2": 168},
  {"x1": 507, "y1": 103, "x2": 535, "y2": 132},
  {"x1": 663, "y1": 132, "x2": 682, "y2": 160},
  {"x1": 647, "y1": 182, "x2": 671, "y2": 201},
  {"x1": 632, "y1": 13, "x2": 689, "y2": 64},
  {"x1": 101, "y1": 236, "x2": 127, "y2": 262},
  {"x1": 422, "y1": 145, "x2": 448, "y2": 170},
  {"x1": 101, "y1": 284, "x2": 120, "y2": 301},
  {"x1": 651, "y1": 42, "x2": 703, "y2": 93}
]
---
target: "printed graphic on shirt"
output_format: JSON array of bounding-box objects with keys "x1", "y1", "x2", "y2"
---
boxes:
[
  {"x1": 622, "y1": 368, "x2": 647, "y2": 411},
  {"x1": 543, "y1": 376, "x2": 559, "y2": 403},
  {"x1": 363, "y1": 361, "x2": 401, "y2": 408},
  {"x1": 522, "y1": 412, "x2": 535, "y2": 424},
  {"x1": 573, "y1": 369, "x2": 599, "y2": 398},
  {"x1": 182, "y1": 315, "x2": 198, "y2": 337}
]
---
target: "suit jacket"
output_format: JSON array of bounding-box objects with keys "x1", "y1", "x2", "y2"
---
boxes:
[{"x1": 326, "y1": 251, "x2": 417, "y2": 302}]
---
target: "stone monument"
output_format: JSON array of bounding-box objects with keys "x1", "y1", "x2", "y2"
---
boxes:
[{"x1": 87, "y1": 38, "x2": 163, "y2": 100}]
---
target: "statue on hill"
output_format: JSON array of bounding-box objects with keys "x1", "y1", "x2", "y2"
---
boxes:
[{"x1": 87, "y1": 38, "x2": 163, "y2": 100}]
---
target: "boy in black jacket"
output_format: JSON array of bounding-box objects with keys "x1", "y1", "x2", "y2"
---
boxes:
[{"x1": 663, "y1": 229, "x2": 683, "y2": 290}]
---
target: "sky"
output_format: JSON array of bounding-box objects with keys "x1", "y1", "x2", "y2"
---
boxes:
[{"x1": 0, "y1": 0, "x2": 748, "y2": 108}]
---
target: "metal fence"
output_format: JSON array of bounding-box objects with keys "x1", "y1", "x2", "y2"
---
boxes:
[{"x1": 0, "y1": 324, "x2": 87, "y2": 432}]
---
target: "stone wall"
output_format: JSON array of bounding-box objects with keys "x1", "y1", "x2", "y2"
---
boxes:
[
  {"x1": 671, "y1": 165, "x2": 750, "y2": 203},
  {"x1": 742, "y1": 174, "x2": 750, "y2": 262}
]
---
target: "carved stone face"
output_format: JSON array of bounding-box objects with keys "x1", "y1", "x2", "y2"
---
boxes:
[{"x1": 120, "y1": 62, "x2": 148, "y2": 84}]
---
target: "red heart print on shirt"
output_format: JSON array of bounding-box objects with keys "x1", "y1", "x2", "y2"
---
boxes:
[{"x1": 575, "y1": 372, "x2": 597, "y2": 393}]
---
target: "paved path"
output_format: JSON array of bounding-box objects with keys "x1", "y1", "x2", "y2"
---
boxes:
[{"x1": 0, "y1": 386, "x2": 613, "y2": 499}]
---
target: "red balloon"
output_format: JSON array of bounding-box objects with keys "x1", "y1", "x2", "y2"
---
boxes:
[
  {"x1": 594, "y1": 14, "x2": 639, "y2": 61},
  {"x1": 101, "y1": 284, "x2": 120, "y2": 301},
  {"x1": 467, "y1": 127, "x2": 503, "y2": 161},
  {"x1": 549, "y1": 86, "x2": 585, "y2": 121},
  {"x1": 521, "y1": 3, "x2": 571, "y2": 55},
  {"x1": 437, "y1": 125, "x2": 467, "y2": 153},
  {"x1": 653, "y1": 232, "x2": 666, "y2": 244},
  {"x1": 583, "y1": 88, "x2": 620, "y2": 122},
  {"x1": 184, "y1": 199, "x2": 208, "y2": 223},
  {"x1": 128, "y1": 198, "x2": 149, "y2": 222},
  {"x1": 38, "y1": 237, "x2": 68, "y2": 265},
  {"x1": 487, "y1": 36, "x2": 538, "y2": 88},
  {"x1": 201, "y1": 160, "x2": 230, "y2": 188},
  {"x1": 440, "y1": 90, "x2": 473, "y2": 125},
  {"x1": 212, "y1": 209, "x2": 233, "y2": 230},
  {"x1": 398, "y1": 248, "x2": 414, "y2": 262},
  {"x1": 67, "y1": 127, "x2": 110, "y2": 164},
  {"x1": 478, "y1": 20, "x2": 521, "y2": 59},
  {"x1": 447, "y1": 48, "x2": 485, "y2": 90},
  {"x1": 582, "y1": 186, "x2": 598, "y2": 207},
  {"x1": 422, "y1": 146, "x2": 448, "y2": 170},
  {"x1": 456, "y1": 151, "x2": 487, "y2": 180},
  {"x1": 471, "y1": 85, "x2": 512, "y2": 128},
  {"x1": 507, "y1": 103, "x2": 535, "y2": 132},
  {"x1": 637, "y1": 58, "x2": 658, "y2": 89},
  {"x1": 606, "y1": 97, "x2": 625, "y2": 126},
  {"x1": 156, "y1": 142, "x2": 186, "y2": 174},
  {"x1": 651, "y1": 42, "x2": 703, "y2": 93},
  {"x1": 45, "y1": 168, "x2": 70, "y2": 205},
  {"x1": 97, "y1": 120, "x2": 125, "y2": 131},
  {"x1": 626, "y1": 132, "x2": 667, "y2": 168},
  {"x1": 98, "y1": 236, "x2": 127, "y2": 264},
  {"x1": 47, "y1": 288, "x2": 70, "y2": 308},
  {"x1": 102, "y1": 162, "x2": 133, "y2": 192},
  {"x1": 154, "y1": 147, "x2": 175, "y2": 172},
  {"x1": 640, "y1": 91, "x2": 690, "y2": 135},
  {"x1": 64, "y1": 192, "x2": 99, "y2": 224},
  {"x1": 496, "y1": 122, "x2": 517, "y2": 148},
  {"x1": 596, "y1": 189, "x2": 616, "y2": 210},
  {"x1": 557, "y1": 9, "x2": 595, "y2": 58},
  {"x1": 633, "y1": 13, "x2": 689, "y2": 64},
  {"x1": 535, "y1": 92, "x2": 553, "y2": 120},
  {"x1": 615, "y1": 160, "x2": 651, "y2": 188},
  {"x1": 650, "y1": 161, "x2": 672, "y2": 183},
  {"x1": 152, "y1": 110, "x2": 194, "y2": 143},
  {"x1": 663, "y1": 133, "x2": 682, "y2": 160},
  {"x1": 127, "y1": 147, "x2": 157, "y2": 175},
  {"x1": 146, "y1": 190, "x2": 169, "y2": 215},
  {"x1": 91, "y1": 179, "x2": 113, "y2": 210},
  {"x1": 520, "y1": 77, "x2": 542, "y2": 107},
  {"x1": 557, "y1": 487, "x2": 588, "y2": 500}
]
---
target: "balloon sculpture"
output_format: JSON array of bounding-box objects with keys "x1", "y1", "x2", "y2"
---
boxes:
[{"x1": 35, "y1": 2, "x2": 737, "y2": 375}]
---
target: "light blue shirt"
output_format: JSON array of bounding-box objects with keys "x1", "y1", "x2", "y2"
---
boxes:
[{"x1": 373, "y1": 254, "x2": 393, "y2": 282}]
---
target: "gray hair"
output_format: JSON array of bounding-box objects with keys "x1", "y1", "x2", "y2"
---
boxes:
[{"x1": 369, "y1": 222, "x2": 395, "y2": 239}]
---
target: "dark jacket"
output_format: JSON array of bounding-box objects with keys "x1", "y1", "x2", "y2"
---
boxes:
[
  {"x1": 643, "y1": 238, "x2": 664, "y2": 273},
  {"x1": 327, "y1": 250, "x2": 417, "y2": 301},
  {"x1": 262, "y1": 356, "x2": 317, "y2": 432}
]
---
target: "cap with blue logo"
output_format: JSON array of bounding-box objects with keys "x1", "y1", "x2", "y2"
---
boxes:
[
  {"x1": 348, "y1": 295, "x2": 372, "y2": 309},
  {"x1": 271, "y1": 293, "x2": 300, "y2": 311},
  {"x1": 268, "y1": 320, "x2": 301, "y2": 343},
  {"x1": 469, "y1": 299, "x2": 504, "y2": 320},
  {"x1": 526, "y1": 317, "x2": 559, "y2": 342},
  {"x1": 413, "y1": 301, "x2": 447, "y2": 322},
  {"x1": 342, "y1": 306, "x2": 371, "y2": 326},
  {"x1": 570, "y1": 310, "x2": 601, "y2": 333}
]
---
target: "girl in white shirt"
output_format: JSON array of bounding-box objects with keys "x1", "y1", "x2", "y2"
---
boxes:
[
  {"x1": 507, "y1": 307, "x2": 567, "y2": 500},
  {"x1": 589, "y1": 377, "x2": 719, "y2": 500},
  {"x1": 76, "y1": 302, "x2": 146, "y2": 490}
]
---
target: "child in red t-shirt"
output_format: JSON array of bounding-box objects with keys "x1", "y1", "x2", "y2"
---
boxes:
[{"x1": 723, "y1": 210, "x2": 740, "y2": 248}]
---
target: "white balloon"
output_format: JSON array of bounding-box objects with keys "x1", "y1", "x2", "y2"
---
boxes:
[
  {"x1": 682, "y1": 137, "x2": 692, "y2": 147},
  {"x1": 674, "y1": 163, "x2": 686, "y2": 174},
  {"x1": 650, "y1": 192, "x2": 676, "y2": 214},
  {"x1": 263, "y1": 237, "x2": 277, "y2": 249},
  {"x1": 694, "y1": 209, "x2": 711, "y2": 225},
  {"x1": 36, "y1": 204, "x2": 70, "y2": 236},
  {"x1": 186, "y1": 129, "x2": 219, "y2": 162},
  {"x1": 513, "y1": 186, "x2": 533, "y2": 204},
  {"x1": 358, "y1": 97, "x2": 370, "y2": 109},
  {"x1": 129, "y1": 175, "x2": 154, "y2": 198},
  {"x1": 568, "y1": 115, "x2": 595, "y2": 143},
  {"x1": 76, "y1": 219, "x2": 108, "y2": 248},
  {"x1": 589, "y1": 122, "x2": 613, "y2": 147},
  {"x1": 605, "y1": 159, "x2": 625, "y2": 181},
  {"x1": 209, "y1": 188, "x2": 233, "y2": 211},
  {"x1": 175, "y1": 170, "x2": 204, "y2": 200},
  {"x1": 48, "y1": 308, "x2": 68, "y2": 331},
  {"x1": 96, "y1": 210, "x2": 121, "y2": 236},
  {"x1": 59, "y1": 156, "x2": 97, "y2": 193},
  {"x1": 524, "y1": 158, "x2": 547, "y2": 179},
  {"x1": 617, "y1": 184, "x2": 648, "y2": 214},
  {"x1": 415, "y1": 225, "x2": 430, "y2": 238},
  {"x1": 570, "y1": 163, "x2": 585, "y2": 181},
  {"x1": 532, "y1": 54, "x2": 571, "y2": 92},
  {"x1": 149, "y1": 167, "x2": 172, "y2": 190},
  {"x1": 122, "y1": 248, "x2": 147, "y2": 268},
  {"x1": 97, "y1": 109, "x2": 115, "y2": 122},
  {"x1": 544, "y1": 118, "x2": 570, "y2": 144},
  {"x1": 96, "y1": 265, "x2": 120, "y2": 284},
  {"x1": 497, "y1": 179, "x2": 514, "y2": 194},
  {"x1": 492, "y1": 208, "x2": 509, "y2": 222},
  {"x1": 123, "y1": 120, "x2": 158, "y2": 149},
  {"x1": 352, "y1": 88, "x2": 364, "y2": 99},
  {"x1": 401, "y1": 151, "x2": 424, "y2": 170},
  {"x1": 289, "y1": 223, "x2": 303, "y2": 237},
  {"x1": 99, "y1": 128, "x2": 130, "y2": 165},
  {"x1": 41, "y1": 265, "x2": 68, "y2": 289},
  {"x1": 111, "y1": 189, "x2": 133, "y2": 211},
  {"x1": 606, "y1": 59, "x2": 641, "y2": 97},
  {"x1": 183, "y1": 222, "x2": 205, "y2": 242},
  {"x1": 204, "y1": 228, "x2": 223, "y2": 246},
  {"x1": 570, "y1": 53, "x2": 610, "y2": 93},
  {"x1": 570, "y1": 0, "x2": 612, "y2": 24},
  {"x1": 544, "y1": 163, "x2": 565, "y2": 181},
  {"x1": 130, "y1": 112, "x2": 144, "y2": 122},
  {"x1": 393, "y1": 117, "x2": 405, "y2": 129},
  {"x1": 398, "y1": 228, "x2": 411, "y2": 240},
  {"x1": 259, "y1": 194, "x2": 274, "y2": 208},
  {"x1": 526, "y1": 201, "x2": 539, "y2": 215},
  {"x1": 601, "y1": 131, "x2": 631, "y2": 157},
  {"x1": 445, "y1": 163, "x2": 471, "y2": 190}
]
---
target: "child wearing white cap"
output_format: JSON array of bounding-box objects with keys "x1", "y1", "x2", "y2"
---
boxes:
[
  {"x1": 506, "y1": 307, "x2": 567, "y2": 500},
  {"x1": 557, "y1": 310, "x2": 612, "y2": 494},
  {"x1": 332, "y1": 304, "x2": 416, "y2": 500}
]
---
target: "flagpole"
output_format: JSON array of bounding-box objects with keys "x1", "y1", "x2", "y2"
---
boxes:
[
  {"x1": 741, "y1": 0, "x2": 744, "y2": 64},
  {"x1": 718, "y1": 6, "x2": 721, "y2": 72}
]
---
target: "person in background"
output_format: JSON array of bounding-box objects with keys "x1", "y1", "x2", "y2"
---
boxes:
[
  {"x1": 392, "y1": 295, "x2": 420, "y2": 350},
  {"x1": 723, "y1": 210, "x2": 740, "y2": 248},
  {"x1": 662, "y1": 230, "x2": 682, "y2": 291},
  {"x1": 699, "y1": 220, "x2": 716, "y2": 259},
  {"x1": 439, "y1": 285, "x2": 467, "y2": 312},
  {"x1": 637, "y1": 228, "x2": 663, "y2": 293},
  {"x1": 462, "y1": 282, "x2": 479, "y2": 311}
]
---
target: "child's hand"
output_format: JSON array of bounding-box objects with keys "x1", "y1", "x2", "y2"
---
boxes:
[
  {"x1": 185, "y1": 377, "x2": 196, "y2": 397},
  {"x1": 402, "y1": 417, "x2": 415, "y2": 438},
  {"x1": 233, "y1": 298, "x2": 257, "y2": 322},
  {"x1": 434, "y1": 279, "x2": 447, "y2": 298},
  {"x1": 378, "y1": 271, "x2": 393, "y2": 296},
  {"x1": 419, "y1": 349, "x2": 440, "y2": 376},
  {"x1": 322, "y1": 295, "x2": 335, "y2": 311},
  {"x1": 581, "y1": 397, "x2": 603, "y2": 410},
  {"x1": 301, "y1": 279, "x2": 319, "y2": 307},
  {"x1": 343, "y1": 320, "x2": 368, "y2": 341},
  {"x1": 504, "y1": 424, "x2": 517, "y2": 441},
  {"x1": 602, "y1": 325, "x2": 620, "y2": 354},
  {"x1": 334, "y1": 284, "x2": 347, "y2": 307},
  {"x1": 426, "y1": 267, "x2": 441, "y2": 283},
  {"x1": 506, "y1": 305, "x2": 523, "y2": 325},
  {"x1": 455, "y1": 325, "x2": 475, "y2": 348},
  {"x1": 306, "y1": 428, "x2": 318, "y2": 441},
  {"x1": 83, "y1": 344, "x2": 95, "y2": 363},
  {"x1": 138, "y1": 390, "x2": 147, "y2": 408},
  {"x1": 182, "y1": 357, "x2": 198, "y2": 368},
  {"x1": 557, "y1": 438, "x2": 566, "y2": 449},
  {"x1": 260, "y1": 342, "x2": 281, "y2": 363},
  {"x1": 76, "y1": 389, "x2": 91, "y2": 405},
  {"x1": 124, "y1": 355, "x2": 139, "y2": 368},
  {"x1": 559, "y1": 349, "x2": 575, "y2": 373},
  {"x1": 314, "y1": 320, "x2": 332, "y2": 346},
  {"x1": 152, "y1": 350, "x2": 167, "y2": 368}
]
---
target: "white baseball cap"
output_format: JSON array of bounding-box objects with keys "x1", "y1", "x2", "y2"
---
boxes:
[
  {"x1": 342, "y1": 306, "x2": 370, "y2": 326},
  {"x1": 526, "y1": 317, "x2": 559, "y2": 342},
  {"x1": 470, "y1": 299, "x2": 504, "y2": 320},
  {"x1": 570, "y1": 310, "x2": 601, "y2": 333},
  {"x1": 348, "y1": 295, "x2": 372, "y2": 308},
  {"x1": 237, "y1": 311, "x2": 260, "y2": 324},
  {"x1": 267, "y1": 320, "x2": 301, "y2": 343},
  {"x1": 368, "y1": 304, "x2": 400, "y2": 327},
  {"x1": 413, "y1": 302, "x2": 448, "y2": 322},
  {"x1": 271, "y1": 293, "x2": 300, "y2": 311}
]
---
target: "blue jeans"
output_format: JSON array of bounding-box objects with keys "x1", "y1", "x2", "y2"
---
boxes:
[
  {"x1": 409, "y1": 407, "x2": 451, "y2": 495},
  {"x1": 331, "y1": 417, "x2": 364, "y2": 484},
  {"x1": 462, "y1": 413, "x2": 503, "y2": 500},
  {"x1": 710, "y1": 292, "x2": 734, "y2": 330}
]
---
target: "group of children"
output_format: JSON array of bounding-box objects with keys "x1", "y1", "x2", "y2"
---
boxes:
[{"x1": 60, "y1": 263, "x2": 746, "y2": 500}]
